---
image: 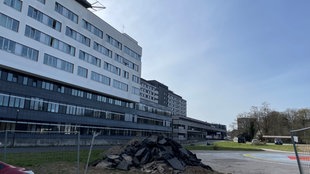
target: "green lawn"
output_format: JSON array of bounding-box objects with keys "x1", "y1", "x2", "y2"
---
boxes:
[
  {"x1": 0, "y1": 141, "x2": 295, "y2": 168},
  {"x1": 185, "y1": 141, "x2": 295, "y2": 152},
  {"x1": 1, "y1": 149, "x2": 103, "y2": 167}
]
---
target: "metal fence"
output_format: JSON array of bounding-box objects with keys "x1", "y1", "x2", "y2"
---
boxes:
[
  {"x1": 291, "y1": 127, "x2": 310, "y2": 174},
  {"x1": 0, "y1": 130, "x2": 81, "y2": 174}
]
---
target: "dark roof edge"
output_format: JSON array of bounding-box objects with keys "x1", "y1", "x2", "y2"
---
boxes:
[{"x1": 75, "y1": 0, "x2": 92, "y2": 8}]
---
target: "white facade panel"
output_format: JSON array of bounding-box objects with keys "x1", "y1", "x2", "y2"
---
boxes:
[{"x1": 0, "y1": 0, "x2": 142, "y2": 102}]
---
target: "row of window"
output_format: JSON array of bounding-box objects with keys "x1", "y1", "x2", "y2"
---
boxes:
[
  {"x1": 82, "y1": 19, "x2": 103, "y2": 38},
  {"x1": 66, "y1": 26, "x2": 90, "y2": 47},
  {"x1": 79, "y1": 50, "x2": 101, "y2": 67},
  {"x1": 4, "y1": 0, "x2": 22, "y2": 11},
  {"x1": 0, "y1": 68, "x2": 135, "y2": 109},
  {"x1": 0, "y1": 32, "x2": 135, "y2": 93},
  {"x1": 93, "y1": 41, "x2": 113, "y2": 58},
  {"x1": 107, "y1": 34, "x2": 122, "y2": 50},
  {"x1": 113, "y1": 80, "x2": 128, "y2": 92},
  {"x1": 2, "y1": 1, "x2": 140, "y2": 81},
  {"x1": 0, "y1": 68, "x2": 173, "y2": 117},
  {"x1": 0, "y1": 92, "x2": 169, "y2": 127},
  {"x1": 0, "y1": 12, "x2": 19, "y2": 32},
  {"x1": 124, "y1": 46, "x2": 141, "y2": 60},
  {"x1": 0, "y1": 93, "x2": 126, "y2": 121},
  {"x1": 3, "y1": 0, "x2": 141, "y2": 62},
  {"x1": 55, "y1": 2, "x2": 78, "y2": 24},
  {"x1": 0, "y1": 122, "x2": 170, "y2": 137},
  {"x1": 115, "y1": 54, "x2": 139, "y2": 72},
  {"x1": 25, "y1": 25, "x2": 76, "y2": 56},
  {"x1": 43, "y1": 53, "x2": 74, "y2": 73},
  {"x1": 28, "y1": 6, "x2": 62, "y2": 32},
  {"x1": 0, "y1": 36, "x2": 39, "y2": 61}
]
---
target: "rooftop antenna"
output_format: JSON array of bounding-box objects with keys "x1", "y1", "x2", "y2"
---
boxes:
[
  {"x1": 88, "y1": 0, "x2": 106, "y2": 12},
  {"x1": 122, "y1": 24, "x2": 125, "y2": 33}
]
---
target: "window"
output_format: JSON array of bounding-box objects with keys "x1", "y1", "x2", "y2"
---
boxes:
[
  {"x1": 82, "y1": 20, "x2": 103, "y2": 38},
  {"x1": 86, "y1": 93, "x2": 92, "y2": 99},
  {"x1": 79, "y1": 50, "x2": 101, "y2": 67},
  {"x1": 122, "y1": 70, "x2": 129, "y2": 79},
  {"x1": 4, "y1": 0, "x2": 22, "y2": 11},
  {"x1": 97, "y1": 95, "x2": 106, "y2": 102},
  {"x1": 0, "y1": 94, "x2": 10, "y2": 106},
  {"x1": 132, "y1": 75, "x2": 140, "y2": 84},
  {"x1": 113, "y1": 80, "x2": 128, "y2": 91},
  {"x1": 0, "y1": 13, "x2": 19, "y2": 32},
  {"x1": 9, "y1": 96, "x2": 25, "y2": 108},
  {"x1": 55, "y1": 2, "x2": 78, "y2": 23},
  {"x1": 91, "y1": 71, "x2": 110, "y2": 86},
  {"x1": 93, "y1": 42, "x2": 112, "y2": 58},
  {"x1": 7, "y1": 72, "x2": 17, "y2": 82},
  {"x1": 132, "y1": 87, "x2": 140, "y2": 95},
  {"x1": 57, "y1": 85, "x2": 65, "y2": 93},
  {"x1": 66, "y1": 105, "x2": 76, "y2": 115},
  {"x1": 42, "y1": 81, "x2": 54, "y2": 90},
  {"x1": 72, "y1": 89, "x2": 84, "y2": 97},
  {"x1": 104, "y1": 62, "x2": 121, "y2": 76},
  {"x1": 25, "y1": 25, "x2": 75, "y2": 56},
  {"x1": 115, "y1": 54, "x2": 139, "y2": 72},
  {"x1": 47, "y1": 102, "x2": 59, "y2": 113},
  {"x1": 22, "y1": 77, "x2": 28, "y2": 85},
  {"x1": 106, "y1": 35, "x2": 122, "y2": 50},
  {"x1": 124, "y1": 46, "x2": 141, "y2": 60},
  {"x1": 43, "y1": 54, "x2": 74, "y2": 73},
  {"x1": 28, "y1": 6, "x2": 61, "y2": 31},
  {"x1": 66, "y1": 27, "x2": 90, "y2": 46},
  {"x1": 30, "y1": 98, "x2": 44, "y2": 110},
  {"x1": 77, "y1": 66, "x2": 88, "y2": 78}
]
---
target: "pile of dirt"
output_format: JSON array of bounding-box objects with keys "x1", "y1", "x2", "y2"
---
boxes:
[{"x1": 91, "y1": 135, "x2": 220, "y2": 173}]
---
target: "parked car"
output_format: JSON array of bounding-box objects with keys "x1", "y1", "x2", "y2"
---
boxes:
[
  {"x1": 274, "y1": 138, "x2": 283, "y2": 145},
  {"x1": 0, "y1": 161, "x2": 34, "y2": 174}
]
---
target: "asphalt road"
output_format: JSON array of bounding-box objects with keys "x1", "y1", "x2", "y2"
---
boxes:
[{"x1": 194, "y1": 150, "x2": 300, "y2": 174}]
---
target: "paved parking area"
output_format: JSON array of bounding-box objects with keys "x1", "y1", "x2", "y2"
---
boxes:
[{"x1": 194, "y1": 150, "x2": 299, "y2": 174}]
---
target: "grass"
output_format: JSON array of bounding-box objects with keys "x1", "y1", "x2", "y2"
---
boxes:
[
  {"x1": 185, "y1": 141, "x2": 295, "y2": 152},
  {"x1": 0, "y1": 141, "x2": 296, "y2": 169},
  {"x1": 1, "y1": 149, "x2": 104, "y2": 167}
]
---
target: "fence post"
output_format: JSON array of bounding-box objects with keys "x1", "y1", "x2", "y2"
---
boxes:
[
  {"x1": 3, "y1": 130, "x2": 8, "y2": 161},
  {"x1": 77, "y1": 131, "x2": 80, "y2": 174},
  {"x1": 291, "y1": 130, "x2": 303, "y2": 174},
  {"x1": 84, "y1": 132, "x2": 99, "y2": 174}
]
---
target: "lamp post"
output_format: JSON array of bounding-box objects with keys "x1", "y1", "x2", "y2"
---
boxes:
[{"x1": 12, "y1": 109, "x2": 19, "y2": 147}]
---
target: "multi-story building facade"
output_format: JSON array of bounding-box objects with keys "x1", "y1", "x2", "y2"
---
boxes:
[
  {"x1": 172, "y1": 116, "x2": 227, "y2": 141},
  {"x1": 140, "y1": 79, "x2": 226, "y2": 141},
  {"x1": 0, "y1": 0, "x2": 172, "y2": 140},
  {"x1": 168, "y1": 90, "x2": 187, "y2": 117},
  {"x1": 140, "y1": 78, "x2": 158, "y2": 104}
]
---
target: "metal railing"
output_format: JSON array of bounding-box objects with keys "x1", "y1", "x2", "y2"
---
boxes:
[
  {"x1": 0, "y1": 130, "x2": 81, "y2": 174},
  {"x1": 291, "y1": 127, "x2": 310, "y2": 174}
]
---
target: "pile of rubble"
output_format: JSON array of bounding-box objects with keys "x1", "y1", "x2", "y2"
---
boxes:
[{"x1": 91, "y1": 135, "x2": 214, "y2": 173}]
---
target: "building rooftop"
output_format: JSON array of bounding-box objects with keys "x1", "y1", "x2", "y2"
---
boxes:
[{"x1": 75, "y1": 0, "x2": 92, "y2": 8}]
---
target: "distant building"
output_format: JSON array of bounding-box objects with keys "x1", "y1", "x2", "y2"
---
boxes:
[
  {"x1": 168, "y1": 90, "x2": 187, "y2": 117},
  {"x1": 141, "y1": 78, "x2": 226, "y2": 141},
  {"x1": 172, "y1": 116, "x2": 227, "y2": 141}
]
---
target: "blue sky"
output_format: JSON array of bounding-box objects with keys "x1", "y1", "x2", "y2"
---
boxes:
[{"x1": 95, "y1": 0, "x2": 310, "y2": 128}]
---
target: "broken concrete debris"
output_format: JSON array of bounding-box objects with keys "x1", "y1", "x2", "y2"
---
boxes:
[{"x1": 92, "y1": 135, "x2": 213, "y2": 173}]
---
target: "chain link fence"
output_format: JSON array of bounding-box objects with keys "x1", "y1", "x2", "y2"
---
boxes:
[
  {"x1": 291, "y1": 127, "x2": 310, "y2": 174},
  {"x1": 0, "y1": 130, "x2": 81, "y2": 174}
]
